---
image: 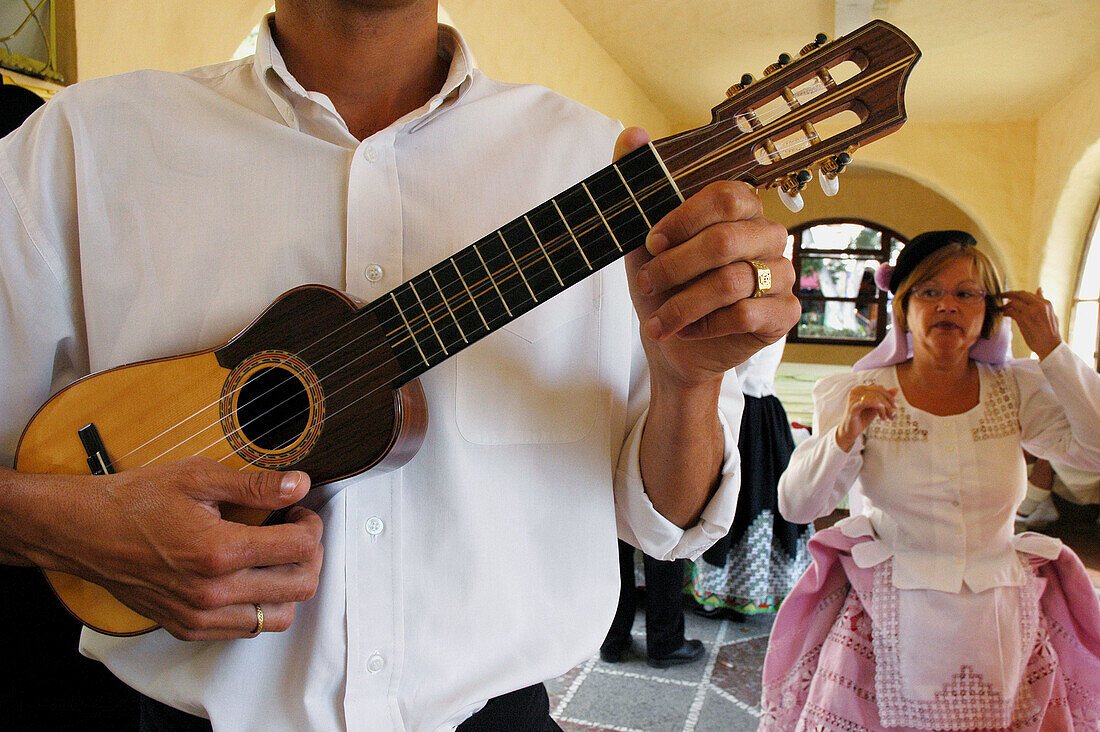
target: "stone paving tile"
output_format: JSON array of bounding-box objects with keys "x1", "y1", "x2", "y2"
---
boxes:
[
  {"x1": 693, "y1": 688, "x2": 761, "y2": 732},
  {"x1": 549, "y1": 608, "x2": 774, "y2": 732},
  {"x1": 710, "y1": 636, "x2": 769, "y2": 707},
  {"x1": 548, "y1": 664, "x2": 583, "y2": 711},
  {"x1": 557, "y1": 667, "x2": 697, "y2": 731}
]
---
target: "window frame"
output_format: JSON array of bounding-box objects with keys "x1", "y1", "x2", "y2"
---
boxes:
[
  {"x1": 1068, "y1": 197, "x2": 1100, "y2": 372},
  {"x1": 788, "y1": 218, "x2": 907, "y2": 346}
]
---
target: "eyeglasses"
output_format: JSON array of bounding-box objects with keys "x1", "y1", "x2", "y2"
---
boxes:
[{"x1": 910, "y1": 286, "x2": 987, "y2": 305}]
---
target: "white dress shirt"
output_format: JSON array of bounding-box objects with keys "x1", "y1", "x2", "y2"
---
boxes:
[{"x1": 0, "y1": 19, "x2": 744, "y2": 731}]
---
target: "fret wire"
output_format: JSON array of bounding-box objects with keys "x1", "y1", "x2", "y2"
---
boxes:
[
  {"x1": 407, "y1": 279, "x2": 449, "y2": 355},
  {"x1": 429, "y1": 269, "x2": 468, "y2": 343},
  {"x1": 498, "y1": 230, "x2": 538, "y2": 302},
  {"x1": 551, "y1": 198, "x2": 592, "y2": 271},
  {"x1": 389, "y1": 292, "x2": 429, "y2": 366},
  {"x1": 388, "y1": 151, "x2": 676, "y2": 351},
  {"x1": 449, "y1": 257, "x2": 490, "y2": 331},
  {"x1": 398, "y1": 177, "x2": 670, "y2": 353},
  {"x1": 473, "y1": 243, "x2": 513, "y2": 317},
  {"x1": 524, "y1": 215, "x2": 564, "y2": 287},
  {"x1": 647, "y1": 141, "x2": 685, "y2": 203},
  {"x1": 613, "y1": 162, "x2": 653, "y2": 228},
  {"x1": 581, "y1": 181, "x2": 623, "y2": 252}
]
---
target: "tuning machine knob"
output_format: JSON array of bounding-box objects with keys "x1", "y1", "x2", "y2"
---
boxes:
[
  {"x1": 762, "y1": 53, "x2": 793, "y2": 77},
  {"x1": 817, "y1": 151, "x2": 852, "y2": 197},
  {"x1": 799, "y1": 33, "x2": 829, "y2": 56},
  {"x1": 725, "y1": 73, "x2": 756, "y2": 98},
  {"x1": 777, "y1": 169, "x2": 812, "y2": 212}
]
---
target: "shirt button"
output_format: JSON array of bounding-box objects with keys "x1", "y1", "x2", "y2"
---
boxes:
[
  {"x1": 951, "y1": 500, "x2": 960, "y2": 507},
  {"x1": 365, "y1": 516, "x2": 384, "y2": 536},
  {"x1": 364, "y1": 264, "x2": 384, "y2": 282},
  {"x1": 362, "y1": 144, "x2": 378, "y2": 162},
  {"x1": 367, "y1": 653, "x2": 385, "y2": 674}
]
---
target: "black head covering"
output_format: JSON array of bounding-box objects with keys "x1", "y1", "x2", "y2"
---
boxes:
[
  {"x1": 888, "y1": 229, "x2": 977, "y2": 293},
  {"x1": 0, "y1": 77, "x2": 46, "y2": 137}
]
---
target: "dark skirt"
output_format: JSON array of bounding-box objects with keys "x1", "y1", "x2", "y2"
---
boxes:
[{"x1": 689, "y1": 394, "x2": 813, "y2": 614}]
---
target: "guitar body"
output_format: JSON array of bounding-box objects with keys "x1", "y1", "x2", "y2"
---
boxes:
[{"x1": 16, "y1": 285, "x2": 426, "y2": 635}]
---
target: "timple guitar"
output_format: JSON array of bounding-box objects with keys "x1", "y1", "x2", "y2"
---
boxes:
[{"x1": 16, "y1": 20, "x2": 920, "y2": 635}]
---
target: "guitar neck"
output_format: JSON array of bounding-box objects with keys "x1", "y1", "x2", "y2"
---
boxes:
[
  {"x1": 358, "y1": 19, "x2": 920, "y2": 388},
  {"x1": 369, "y1": 143, "x2": 683, "y2": 386}
]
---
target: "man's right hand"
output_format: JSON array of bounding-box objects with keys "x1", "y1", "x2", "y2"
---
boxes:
[{"x1": 2, "y1": 457, "x2": 323, "y2": 640}]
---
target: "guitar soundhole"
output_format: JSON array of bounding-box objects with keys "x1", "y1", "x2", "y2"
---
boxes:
[{"x1": 236, "y1": 366, "x2": 310, "y2": 450}]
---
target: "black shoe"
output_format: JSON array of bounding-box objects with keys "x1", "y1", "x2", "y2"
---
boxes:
[
  {"x1": 599, "y1": 638, "x2": 632, "y2": 663},
  {"x1": 647, "y1": 639, "x2": 704, "y2": 668}
]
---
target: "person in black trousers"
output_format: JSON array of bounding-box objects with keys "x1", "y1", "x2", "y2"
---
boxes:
[{"x1": 600, "y1": 540, "x2": 704, "y2": 668}]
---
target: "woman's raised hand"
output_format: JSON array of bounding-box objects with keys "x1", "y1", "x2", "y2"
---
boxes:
[
  {"x1": 836, "y1": 385, "x2": 899, "y2": 452},
  {"x1": 1001, "y1": 288, "x2": 1061, "y2": 359}
]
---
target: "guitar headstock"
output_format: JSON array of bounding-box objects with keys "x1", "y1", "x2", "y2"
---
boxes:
[{"x1": 652, "y1": 20, "x2": 920, "y2": 211}]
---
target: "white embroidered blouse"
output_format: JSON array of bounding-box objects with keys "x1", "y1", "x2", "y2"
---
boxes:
[{"x1": 778, "y1": 343, "x2": 1100, "y2": 593}]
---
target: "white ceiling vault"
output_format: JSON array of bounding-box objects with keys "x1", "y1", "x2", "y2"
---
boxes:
[{"x1": 555, "y1": 0, "x2": 1100, "y2": 129}]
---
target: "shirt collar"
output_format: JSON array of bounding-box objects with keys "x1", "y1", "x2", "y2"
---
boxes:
[{"x1": 251, "y1": 13, "x2": 476, "y2": 134}]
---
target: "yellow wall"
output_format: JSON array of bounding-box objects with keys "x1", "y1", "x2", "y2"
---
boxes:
[
  {"x1": 441, "y1": 0, "x2": 670, "y2": 136},
  {"x1": 852, "y1": 121, "x2": 1036, "y2": 290},
  {"x1": 1033, "y1": 68, "x2": 1100, "y2": 322},
  {"x1": 71, "y1": 0, "x2": 272, "y2": 80}
]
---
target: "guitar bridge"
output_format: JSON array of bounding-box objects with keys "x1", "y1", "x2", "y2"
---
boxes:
[{"x1": 78, "y1": 423, "x2": 116, "y2": 475}]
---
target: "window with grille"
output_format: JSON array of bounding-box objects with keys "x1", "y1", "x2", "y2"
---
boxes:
[{"x1": 786, "y1": 219, "x2": 906, "y2": 345}]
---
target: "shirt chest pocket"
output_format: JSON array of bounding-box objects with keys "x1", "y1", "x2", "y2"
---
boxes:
[{"x1": 454, "y1": 277, "x2": 602, "y2": 445}]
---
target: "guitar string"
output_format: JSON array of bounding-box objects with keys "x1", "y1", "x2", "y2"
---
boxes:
[
  {"x1": 110, "y1": 95, "x2": 812, "y2": 469},
  {"x1": 211, "y1": 134, "x2": 827, "y2": 472},
  {"x1": 115, "y1": 62, "x2": 865, "y2": 470},
  {"x1": 123, "y1": 63, "x2": 859, "y2": 471},
  {"x1": 127, "y1": 126, "x2": 824, "y2": 472},
  {"x1": 122, "y1": 159, "x2": 679, "y2": 468}
]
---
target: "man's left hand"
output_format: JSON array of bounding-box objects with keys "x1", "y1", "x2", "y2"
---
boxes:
[{"x1": 617, "y1": 127, "x2": 799, "y2": 390}]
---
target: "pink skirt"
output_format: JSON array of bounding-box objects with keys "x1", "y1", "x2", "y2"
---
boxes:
[{"x1": 759, "y1": 526, "x2": 1100, "y2": 731}]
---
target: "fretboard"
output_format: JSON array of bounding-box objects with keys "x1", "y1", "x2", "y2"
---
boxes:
[{"x1": 366, "y1": 143, "x2": 684, "y2": 386}]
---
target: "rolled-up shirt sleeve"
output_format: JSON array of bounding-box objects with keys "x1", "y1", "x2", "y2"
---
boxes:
[
  {"x1": 778, "y1": 372, "x2": 864, "y2": 524},
  {"x1": 612, "y1": 373, "x2": 743, "y2": 561}
]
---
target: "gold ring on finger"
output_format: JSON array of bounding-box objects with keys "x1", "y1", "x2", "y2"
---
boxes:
[
  {"x1": 249, "y1": 603, "x2": 264, "y2": 637},
  {"x1": 748, "y1": 260, "x2": 772, "y2": 298}
]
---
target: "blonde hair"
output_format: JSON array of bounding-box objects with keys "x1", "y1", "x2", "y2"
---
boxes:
[{"x1": 893, "y1": 243, "x2": 1003, "y2": 339}]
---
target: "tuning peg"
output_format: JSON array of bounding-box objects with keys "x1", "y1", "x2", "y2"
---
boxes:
[
  {"x1": 725, "y1": 73, "x2": 756, "y2": 98},
  {"x1": 819, "y1": 151, "x2": 852, "y2": 177},
  {"x1": 763, "y1": 53, "x2": 793, "y2": 77},
  {"x1": 777, "y1": 171, "x2": 809, "y2": 212},
  {"x1": 800, "y1": 33, "x2": 829, "y2": 56},
  {"x1": 818, "y1": 168, "x2": 840, "y2": 196},
  {"x1": 778, "y1": 187, "x2": 804, "y2": 213},
  {"x1": 817, "y1": 151, "x2": 852, "y2": 197}
]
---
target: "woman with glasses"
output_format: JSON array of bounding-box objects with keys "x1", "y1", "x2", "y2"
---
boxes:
[{"x1": 758, "y1": 230, "x2": 1100, "y2": 730}]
